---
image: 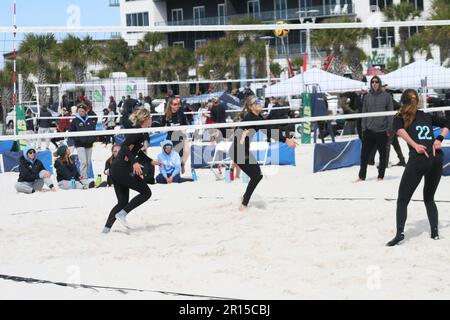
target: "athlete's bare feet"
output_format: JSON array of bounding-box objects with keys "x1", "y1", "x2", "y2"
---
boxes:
[{"x1": 239, "y1": 204, "x2": 247, "y2": 212}]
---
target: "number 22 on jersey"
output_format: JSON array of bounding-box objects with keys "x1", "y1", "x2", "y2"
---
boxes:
[{"x1": 416, "y1": 126, "x2": 432, "y2": 140}]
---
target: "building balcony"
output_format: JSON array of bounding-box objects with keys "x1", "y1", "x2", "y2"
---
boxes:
[
  {"x1": 109, "y1": 0, "x2": 120, "y2": 7},
  {"x1": 111, "y1": 32, "x2": 122, "y2": 39},
  {"x1": 155, "y1": 4, "x2": 355, "y2": 26}
]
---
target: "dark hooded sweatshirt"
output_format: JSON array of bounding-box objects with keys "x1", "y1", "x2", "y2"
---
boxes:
[{"x1": 361, "y1": 76, "x2": 394, "y2": 133}]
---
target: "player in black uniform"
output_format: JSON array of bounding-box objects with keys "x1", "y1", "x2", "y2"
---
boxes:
[
  {"x1": 387, "y1": 89, "x2": 450, "y2": 246},
  {"x1": 230, "y1": 96, "x2": 298, "y2": 211},
  {"x1": 103, "y1": 109, "x2": 161, "y2": 233}
]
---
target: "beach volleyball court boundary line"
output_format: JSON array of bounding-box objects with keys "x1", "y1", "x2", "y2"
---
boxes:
[{"x1": 0, "y1": 274, "x2": 238, "y2": 300}]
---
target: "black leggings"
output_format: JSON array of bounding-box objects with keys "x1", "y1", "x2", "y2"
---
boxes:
[
  {"x1": 369, "y1": 133, "x2": 405, "y2": 164},
  {"x1": 105, "y1": 163, "x2": 152, "y2": 228},
  {"x1": 396, "y1": 152, "x2": 443, "y2": 234},
  {"x1": 235, "y1": 153, "x2": 263, "y2": 207},
  {"x1": 359, "y1": 130, "x2": 388, "y2": 180}
]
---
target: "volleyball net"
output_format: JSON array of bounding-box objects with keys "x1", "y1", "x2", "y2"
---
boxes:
[{"x1": 0, "y1": 7, "x2": 449, "y2": 141}]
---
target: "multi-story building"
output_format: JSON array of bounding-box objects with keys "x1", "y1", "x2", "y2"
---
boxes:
[{"x1": 113, "y1": 0, "x2": 438, "y2": 71}]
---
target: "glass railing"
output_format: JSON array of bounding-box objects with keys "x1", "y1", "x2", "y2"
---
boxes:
[
  {"x1": 110, "y1": 32, "x2": 122, "y2": 39},
  {"x1": 155, "y1": 4, "x2": 355, "y2": 26},
  {"x1": 109, "y1": 0, "x2": 120, "y2": 7},
  {"x1": 275, "y1": 44, "x2": 327, "y2": 60}
]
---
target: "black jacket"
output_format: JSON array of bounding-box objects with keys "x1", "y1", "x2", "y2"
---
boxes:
[
  {"x1": 18, "y1": 156, "x2": 46, "y2": 183},
  {"x1": 104, "y1": 159, "x2": 113, "y2": 186},
  {"x1": 88, "y1": 110, "x2": 98, "y2": 126},
  {"x1": 69, "y1": 114, "x2": 97, "y2": 148},
  {"x1": 268, "y1": 103, "x2": 288, "y2": 120},
  {"x1": 161, "y1": 110, "x2": 188, "y2": 142},
  {"x1": 116, "y1": 132, "x2": 152, "y2": 165},
  {"x1": 54, "y1": 157, "x2": 81, "y2": 182},
  {"x1": 26, "y1": 115, "x2": 35, "y2": 131},
  {"x1": 211, "y1": 104, "x2": 227, "y2": 123},
  {"x1": 38, "y1": 108, "x2": 53, "y2": 128}
]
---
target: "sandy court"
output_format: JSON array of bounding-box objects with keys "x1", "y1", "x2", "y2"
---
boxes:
[{"x1": 1, "y1": 142, "x2": 449, "y2": 299}]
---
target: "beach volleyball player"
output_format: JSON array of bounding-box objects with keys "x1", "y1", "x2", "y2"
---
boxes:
[
  {"x1": 230, "y1": 96, "x2": 298, "y2": 211},
  {"x1": 103, "y1": 109, "x2": 161, "y2": 233},
  {"x1": 386, "y1": 89, "x2": 450, "y2": 246}
]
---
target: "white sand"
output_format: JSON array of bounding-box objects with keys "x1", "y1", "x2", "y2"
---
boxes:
[{"x1": 1, "y1": 141, "x2": 449, "y2": 300}]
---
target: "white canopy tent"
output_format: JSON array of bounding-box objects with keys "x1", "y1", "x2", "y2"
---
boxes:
[
  {"x1": 264, "y1": 67, "x2": 364, "y2": 97},
  {"x1": 380, "y1": 60, "x2": 450, "y2": 89}
]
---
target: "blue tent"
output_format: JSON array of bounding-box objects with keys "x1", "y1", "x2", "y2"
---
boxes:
[
  {"x1": 219, "y1": 92, "x2": 242, "y2": 110},
  {"x1": 182, "y1": 92, "x2": 224, "y2": 104}
]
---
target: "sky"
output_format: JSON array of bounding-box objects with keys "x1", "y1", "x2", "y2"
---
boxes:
[{"x1": 0, "y1": 0, "x2": 120, "y2": 68}]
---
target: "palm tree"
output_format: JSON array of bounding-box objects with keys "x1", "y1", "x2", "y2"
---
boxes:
[
  {"x1": 137, "y1": 32, "x2": 165, "y2": 52},
  {"x1": 227, "y1": 17, "x2": 267, "y2": 83},
  {"x1": 103, "y1": 38, "x2": 133, "y2": 73},
  {"x1": 130, "y1": 33, "x2": 166, "y2": 96},
  {"x1": 426, "y1": 0, "x2": 450, "y2": 64},
  {"x1": 19, "y1": 33, "x2": 57, "y2": 103},
  {"x1": 0, "y1": 63, "x2": 14, "y2": 125},
  {"x1": 197, "y1": 38, "x2": 240, "y2": 80},
  {"x1": 383, "y1": 3, "x2": 421, "y2": 66},
  {"x1": 270, "y1": 62, "x2": 283, "y2": 78},
  {"x1": 158, "y1": 46, "x2": 196, "y2": 97},
  {"x1": 19, "y1": 34, "x2": 57, "y2": 85},
  {"x1": 404, "y1": 33, "x2": 432, "y2": 64},
  {"x1": 311, "y1": 17, "x2": 370, "y2": 80},
  {"x1": 60, "y1": 35, "x2": 101, "y2": 84}
]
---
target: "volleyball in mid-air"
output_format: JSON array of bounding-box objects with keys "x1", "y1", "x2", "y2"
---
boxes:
[{"x1": 274, "y1": 21, "x2": 289, "y2": 38}]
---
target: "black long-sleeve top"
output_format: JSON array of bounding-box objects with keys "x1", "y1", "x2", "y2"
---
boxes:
[
  {"x1": 211, "y1": 104, "x2": 227, "y2": 124},
  {"x1": 104, "y1": 159, "x2": 113, "y2": 186},
  {"x1": 393, "y1": 110, "x2": 450, "y2": 155},
  {"x1": 114, "y1": 131, "x2": 153, "y2": 170},
  {"x1": 161, "y1": 110, "x2": 188, "y2": 142},
  {"x1": 54, "y1": 157, "x2": 81, "y2": 182},
  {"x1": 232, "y1": 112, "x2": 287, "y2": 160}
]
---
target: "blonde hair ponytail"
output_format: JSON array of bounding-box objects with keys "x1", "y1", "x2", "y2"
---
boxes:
[
  {"x1": 399, "y1": 89, "x2": 419, "y2": 130},
  {"x1": 129, "y1": 108, "x2": 151, "y2": 127},
  {"x1": 234, "y1": 95, "x2": 257, "y2": 122}
]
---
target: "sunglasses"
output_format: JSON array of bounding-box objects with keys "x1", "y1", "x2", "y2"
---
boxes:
[
  {"x1": 371, "y1": 80, "x2": 379, "y2": 84},
  {"x1": 253, "y1": 99, "x2": 263, "y2": 105},
  {"x1": 27, "y1": 150, "x2": 36, "y2": 155}
]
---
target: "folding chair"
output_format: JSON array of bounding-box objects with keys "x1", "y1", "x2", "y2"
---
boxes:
[
  {"x1": 207, "y1": 141, "x2": 233, "y2": 179},
  {"x1": 249, "y1": 141, "x2": 270, "y2": 166}
]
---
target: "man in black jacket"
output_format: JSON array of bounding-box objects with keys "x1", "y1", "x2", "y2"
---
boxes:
[
  {"x1": 210, "y1": 98, "x2": 227, "y2": 139},
  {"x1": 266, "y1": 97, "x2": 290, "y2": 142},
  {"x1": 15, "y1": 146, "x2": 56, "y2": 194},
  {"x1": 37, "y1": 105, "x2": 53, "y2": 150},
  {"x1": 121, "y1": 95, "x2": 139, "y2": 128},
  {"x1": 356, "y1": 85, "x2": 368, "y2": 139},
  {"x1": 69, "y1": 104, "x2": 96, "y2": 179}
]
